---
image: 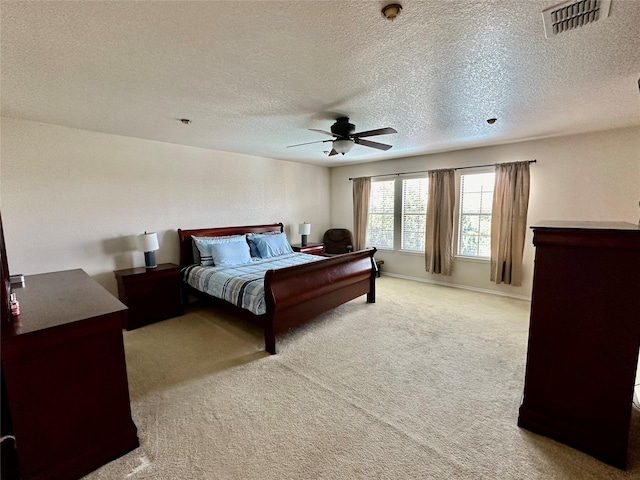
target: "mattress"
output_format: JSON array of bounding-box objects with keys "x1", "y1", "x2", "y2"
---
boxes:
[{"x1": 182, "y1": 252, "x2": 324, "y2": 315}]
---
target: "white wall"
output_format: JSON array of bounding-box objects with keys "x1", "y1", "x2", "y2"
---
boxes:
[
  {"x1": 1, "y1": 117, "x2": 330, "y2": 295},
  {"x1": 3, "y1": 119, "x2": 638, "y2": 300},
  {"x1": 330, "y1": 127, "x2": 640, "y2": 299}
]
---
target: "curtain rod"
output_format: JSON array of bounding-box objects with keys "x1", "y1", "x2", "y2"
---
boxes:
[{"x1": 348, "y1": 159, "x2": 536, "y2": 181}]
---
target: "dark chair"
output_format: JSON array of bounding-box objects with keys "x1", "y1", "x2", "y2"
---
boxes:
[
  {"x1": 322, "y1": 228, "x2": 383, "y2": 277},
  {"x1": 322, "y1": 228, "x2": 354, "y2": 256}
]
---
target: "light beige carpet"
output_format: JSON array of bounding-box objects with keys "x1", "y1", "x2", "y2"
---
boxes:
[{"x1": 84, "y1": 277, "x2": 640, "y2": 479}]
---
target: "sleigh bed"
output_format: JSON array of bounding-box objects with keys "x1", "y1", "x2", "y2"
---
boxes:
[{"x1": 178, "y1": 223, "x2": 377, "y2": 354}]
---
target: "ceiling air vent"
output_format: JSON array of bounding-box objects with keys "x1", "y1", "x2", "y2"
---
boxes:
[{"x1": 542, "y1": 0, "x2": 611, "y2": 38}]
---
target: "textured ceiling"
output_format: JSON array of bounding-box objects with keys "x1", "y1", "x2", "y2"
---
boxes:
[{"x1": 2, "y1": 1, "x2": 639, "y2": 167}]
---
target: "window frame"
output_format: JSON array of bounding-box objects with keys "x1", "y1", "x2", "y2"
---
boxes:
[
  {"x1": 400, "y1": 176, "x2": 429, "y2": 253},
  {"x1": 366, "y1": 169, "x2": 497, "y2": 261},
  {"x1": 366, "y1": 179, "x2": 396, "y2": 251},
  {"x1": 366, "y1": 175, "x2": 429, "y2": 254},
  {"x1": 454, "y1": 167, "x2": 495, "y2": 261}
]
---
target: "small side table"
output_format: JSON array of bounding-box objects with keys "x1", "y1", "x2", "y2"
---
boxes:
[
  {"x1": 291, "y1": 243, "x2": 325, "y2": 256},
  {"x1": 114, "y1": 263, "x2": 183, "y2": 330}
]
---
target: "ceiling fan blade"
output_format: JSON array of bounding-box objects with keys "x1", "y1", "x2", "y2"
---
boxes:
[
  {"x1": 309, "y1": 128, "x2": 335, "y2": 137},
  {"x1": 328, "y1": 149, "x2": 339, "y2": 156},
  {"x1": 286, "y1": 139, "x2": 332, "y2": 148},
  {"x1": 351, "y1": 127, "x2": 397, "y2": 138},
  {"x1": 354, "y1": 138, "x2": 393, "y2": 151}
]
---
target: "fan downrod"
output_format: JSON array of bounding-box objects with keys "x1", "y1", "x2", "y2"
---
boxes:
[{"x1": 330, "y1": 117, "x2": 355, "y2": 138}]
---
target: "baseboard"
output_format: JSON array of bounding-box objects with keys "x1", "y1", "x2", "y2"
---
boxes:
[{"x1": 382, "y1": 272, "x2": 532, "y2": 301}]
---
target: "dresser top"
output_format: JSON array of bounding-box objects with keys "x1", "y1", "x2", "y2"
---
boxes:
[
  {"x1": 532, "y1": 221, "x2": 640, "y2": 231},
  {"x1": 4, "y1": 268, "x2": 126, "y2": 337}
]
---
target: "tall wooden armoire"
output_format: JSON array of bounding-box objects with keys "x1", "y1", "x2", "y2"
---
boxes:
[{"x1": 518, "y1": 221, "x2": 640, "y2": 469}]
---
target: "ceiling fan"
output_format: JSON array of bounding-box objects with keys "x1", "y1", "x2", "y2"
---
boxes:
[{"x1": 286, "y1": 117, "x2": 397, "y2": 156}]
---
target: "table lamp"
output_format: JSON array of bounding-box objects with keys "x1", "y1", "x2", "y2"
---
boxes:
[
  {"x1": 299, "y1": 223, "x2": 311, "y2": 247},
  {"x1": 138, "y1": 232, "x2": 159, "y2": 268}
]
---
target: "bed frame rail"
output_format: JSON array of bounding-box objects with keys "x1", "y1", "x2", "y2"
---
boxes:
[{"x1": 263, "y1": 248, "x2": 376, "y2": 353}]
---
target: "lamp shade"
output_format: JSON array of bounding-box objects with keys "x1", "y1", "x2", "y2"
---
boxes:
[
  {"x1": 137, "y1": 232, "x2": 159, "y2": 252},
  {"x1": 333, "y1": 139, "x2": 354, "y2": 154},
  {"x1": 298, "y1": 223, "x2": 311, "y2": 235}
]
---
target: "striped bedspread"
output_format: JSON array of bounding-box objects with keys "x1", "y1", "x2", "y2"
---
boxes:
[{"x1": 182, "y1": 252, "x2": 325, "y2": 315}]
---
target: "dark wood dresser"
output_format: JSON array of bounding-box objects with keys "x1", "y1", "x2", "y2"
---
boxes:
[
  {"x1": 1, "y1": 269, "x2": 139, "y2": 480},
  {"x1": 518, "y1": 221, "x2": 640, "y2": 469}
]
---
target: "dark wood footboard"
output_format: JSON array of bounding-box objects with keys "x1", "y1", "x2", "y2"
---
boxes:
[
  {"x1": 263, "y1": 248, "x2": 377, "y2": 353},
  {"x1": 178, "y1": 224, "x2": 377, "y2": 354}
]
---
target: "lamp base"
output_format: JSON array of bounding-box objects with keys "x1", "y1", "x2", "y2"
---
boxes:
[
  {"x1": 144, "y1": 251, "x2": 157, "y2": 269},
  {"x1": 301, "y1": 235, "x2": 308, "y2": 247}
]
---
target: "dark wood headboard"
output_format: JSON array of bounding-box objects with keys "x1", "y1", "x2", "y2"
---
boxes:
[{"x1": 177, "y1": 223, "x2": 284, "y2": 268}]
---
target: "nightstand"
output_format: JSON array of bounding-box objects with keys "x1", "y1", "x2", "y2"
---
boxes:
[
  {"x1": 291, "y1": 243, "x2": 325, "y2": 256},
  {"x1": 114, "y1": 263, "x2": 183, "y2": 330}
]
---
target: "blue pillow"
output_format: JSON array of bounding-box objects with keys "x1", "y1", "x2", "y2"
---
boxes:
[
  {"x1": 246, "y1": 232, "x2": 278, "y2": 257},
  {"x1": 251, "y1": 232, "x2": 294, "y2": 258},
  {"x1": 193, "y1": 235, "x2": 246, "y2": 266},
  {"x1": 208, "y1": 241, "x2": 252, "y2": 267}
]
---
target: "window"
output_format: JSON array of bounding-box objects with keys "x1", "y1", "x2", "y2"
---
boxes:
[
  {"x1": 458, "y1": 172, "x2": 495, "y2": 258},
  {"x1": 367, "y1": 177, "x2": 428, "y2": 252},
  {"x1": 401, "y1": 177, "x2": 428, "y2": 251},
  {"x1": 365, "y1": 171, "x2": 496, "y2": 258},
  {"x1": 366, "y1": 180, "x2": 394, "y2": 249}
]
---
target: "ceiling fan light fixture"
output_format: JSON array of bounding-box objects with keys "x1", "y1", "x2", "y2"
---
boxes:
[
  {"x1": 382, "y1": 4, "x2": 402, "y2": 21},
  {"x1": 333, "y1": 139, "x2": 354, "y2": 155}
]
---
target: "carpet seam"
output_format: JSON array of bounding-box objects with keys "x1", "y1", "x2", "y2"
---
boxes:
[{"x1": 274, "y1": 360, "x2": 477, "y2": 476}]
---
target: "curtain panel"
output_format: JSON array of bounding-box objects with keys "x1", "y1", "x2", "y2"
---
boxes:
[
  {"x1": 490, "y1": 161, "x2": 531, "y2": 285},
  {"x1": 425, "y1": 169, "x2": 455, "y2": 275},
  {"x1": 352, "y1": 177, "x2": 371, "y2": 251}
]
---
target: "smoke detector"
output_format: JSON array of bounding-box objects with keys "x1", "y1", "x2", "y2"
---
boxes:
[
  {"x1": 542, "y1": 0, "x2": 611, "y2": 38},
  {"x1": 381, "y1": 4, "x2": 402, "y2": 21}
]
